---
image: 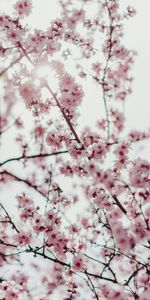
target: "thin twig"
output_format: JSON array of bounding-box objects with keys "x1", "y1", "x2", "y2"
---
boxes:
[
  {"x1": 0, "y1": 203, "x2": 19, "y2": 233},
  {"x1": 0, "y1": 150, "x2": 68, "y2": 167},
  {"x1": 112, "y1": 194, "x2": 127, "y2": 215}
]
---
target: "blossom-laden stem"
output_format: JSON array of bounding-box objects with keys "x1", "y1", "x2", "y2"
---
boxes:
[
  {"x1": 0, "y1": 150, "x2": 68, "y2": 167},
  {"x1": 1, "y1": 242, "x2": 118, "y2": 284},
  {"x1": 45, "y1": 83, "x2": 84, "y2": 148},
  {"x1": 101, "y1": 0, "x2": 114, "y2": 140},
  {"x1": 16, "y1": 43, "x2": 84, "y2": 149}
]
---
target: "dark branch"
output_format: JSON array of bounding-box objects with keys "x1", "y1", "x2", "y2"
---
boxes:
[
  {"x1": 1, "y1": 171, "x2": 46, "y2": 198},
  {"x1": 112, "y1": 194, "x2": 127, "y2": 215},
  {"x1": 0, "y1": 150, "x2": 68, "y2": 167},
  {"x1": 0, "y1": 203, "x2": 19, "y2": 233}
]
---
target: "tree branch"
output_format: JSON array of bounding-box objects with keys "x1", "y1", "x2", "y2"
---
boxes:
[
  {"x1": 1, "y1": 171, "x2": 46, "y2": 198},
  {"x1": 0, "y1": 150, "x2": 68, "y2": 167},
  {"x1": 112, "y1": 194, "x2": 127, "y2": 215},
  {"x1": 0, "y1": 203, "x2": 19, "y2": 233}
]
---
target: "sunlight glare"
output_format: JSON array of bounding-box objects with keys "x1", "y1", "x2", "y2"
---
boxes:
[
  {"x1": 35, "y1": 64, "x2": 59, "y2": 92},
  {"x1": 36, "y1": 65, "x2": 51, "y2": 78}
]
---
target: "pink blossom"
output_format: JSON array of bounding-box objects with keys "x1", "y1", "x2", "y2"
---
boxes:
[
  {"x1": 92, "y1": 62, "x2": 102, "y2": 74},
  {"x1": 72, "y1": 254, "x2": 85, "y2": 271},
  {"x1": 60, "y1": 162, "x2": 74, "y2": 177},
  {"x1": 14, "y1": 1, "x2": 32, "y2": 17},
  {"x1": 5, "y1": 289, "x2": 19, "y2": 299},
  {"x1": 16, "y1": 231, "x2": 32, "y2": 246},
  {"x1": 19, "y1": 82, "x2": 40, "y2": 109},
  {"x1": 132, "y1": 217, "x2": 149, "y2": 242},
  {"x1": 111, "y1": 109, "x2": 125, "y2": 132},
  {"x1": 16, "y1": 194, "x2": 33, "y2": 208},
  {"x1": 59, "y1": 74, "x2": 84, "y2": 117},
  {"x1": 139, "y1": 288, "x2": 150, "y2": 300},
  {"x1": 102, "y1": 169, "x2": 115, "y2": 191},
  {"x1": 46, "y1": 131, "x2": 62, "y2": 149},
  {"x1": 7, "y1": 27, "x2": 22, "y2": 43},
  {"x1": 129, "y1": 159, "x2": 150, "y2": 188},
  {"x1": 89, "y1": 142, "x2": 107, "y2": 160},
  {"x1": 11, "y1": 273, "x2": 28, "y2": 287},
  {"x1": 126, "y1": 6, "x2": 137, "y2": 17},
  {"x1": 34, "y1": 125, "x2": 45, "y2": 139}
]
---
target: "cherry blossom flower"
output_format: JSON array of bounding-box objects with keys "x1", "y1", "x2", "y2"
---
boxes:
[
  {"x1": 19, "y1": 82, "x2": 40, "y2": 109},
  {"x1": 129, "y1": 159, "x2": 150, "y2": 188},
  {"x1": 46, "y1": 132, "x2": 62, "y2": 149},
  {"x1": 16, "y1": 231, "x2": 32, "y2": 246},
  {"x1": 14, "y1": 1, "x2": 32, "y2": 18},
  {"x1": 72, "y1": 254, "x2": 85, "y2": 271}
]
